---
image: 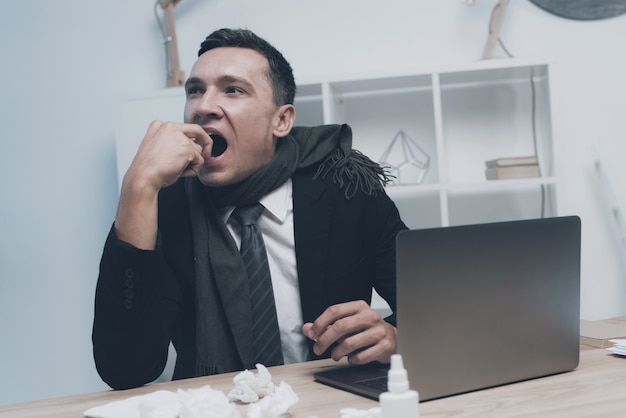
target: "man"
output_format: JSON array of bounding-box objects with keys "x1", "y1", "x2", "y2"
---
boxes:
[{"x1": 93, "y1": 28, "x2": 407, "y2": 390}]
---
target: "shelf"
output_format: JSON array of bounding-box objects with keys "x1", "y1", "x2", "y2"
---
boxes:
[
  {"x1": 386, "y1": 176, "x2": 555, "y2": 194},
  {"x1": 293, "y1": 59, "x2": 557, "y2": 229}
]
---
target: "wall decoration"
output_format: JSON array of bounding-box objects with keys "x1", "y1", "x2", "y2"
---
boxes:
[
  {"x1": 529, "y1": 0, "x2": 626, "y2": 20},
  {"x1": 154, "y1": 0, "x2": 185, "y2": 87},
  {"x1": 461, "y1": 0, "x2": 513, "y2": 59},
  {"x1": 379, "y1": 130, "x2": 431, "y2": 186}
]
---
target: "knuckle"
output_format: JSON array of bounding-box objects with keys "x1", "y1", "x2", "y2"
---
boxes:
[
  {"x1": 330, "y1": 320, "x2": 347, "y2": 335},
  {"x1": 327, "y1": 304, "x2": 341, "y2": 316},
  {"x1": 348, "y1": 351, "x2": 366, "y2": 365},
  {"x1": 341, "y1": 337, "x2": 359, "y2": 353},
  {"x1": 366, "y1": 308, "x2": 381, "y2": 321},
  {"x1": 379, "y1": 338, "x2": 394, "y2": 353},
  {"x1": 355, "y1": 300, "x2": 368, "y2": 309}
]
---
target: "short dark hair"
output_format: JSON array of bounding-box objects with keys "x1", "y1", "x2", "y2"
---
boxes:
[{"x1": 198, "y1": 28, "x2": 296, "y2": 106}]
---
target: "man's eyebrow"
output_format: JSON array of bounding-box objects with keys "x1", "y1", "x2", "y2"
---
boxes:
[
  {"x1": 184, "y1": 77, "x2": 203, "y2": 90},
  {"x1": 218, "y1": 74, "x2": 256, "y2": 92},
  {"x1": 184, "y1": 74, "x2": 257, "y2": 92}
]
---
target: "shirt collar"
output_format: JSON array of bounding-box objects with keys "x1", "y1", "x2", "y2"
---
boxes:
[
  {"x1": 259, "y1": 178, "x2": 292, "y2": 224},
  {"x1": 221, "y1": 178, "x2": 292, "y2": 225}
]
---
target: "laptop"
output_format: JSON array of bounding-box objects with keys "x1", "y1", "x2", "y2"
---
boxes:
[{"x1": 314, "y1": 216, "x2": 581, "y2": 401}]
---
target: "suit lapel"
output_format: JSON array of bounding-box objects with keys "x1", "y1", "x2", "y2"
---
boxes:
[{"x1": 292, "y1": 172, "x2": 333, "y2": 323}]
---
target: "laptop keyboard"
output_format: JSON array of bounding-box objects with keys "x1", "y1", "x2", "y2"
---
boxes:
[{"x1": 356, "y1": 376, "x2": 388, "y2": 392}]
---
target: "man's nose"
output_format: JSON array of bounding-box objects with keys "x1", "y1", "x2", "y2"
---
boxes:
[{"x1": 193, "y1": 90, "x2": 224, "y2": 122}]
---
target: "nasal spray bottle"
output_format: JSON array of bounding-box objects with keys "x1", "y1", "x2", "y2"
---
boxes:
[{"x1": 379, "y1": 354, "x2": 419, "y2": 418}]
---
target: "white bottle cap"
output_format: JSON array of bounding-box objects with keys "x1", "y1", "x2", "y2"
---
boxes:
[{"x1": 387, "y1": 354, "x2": 409, "y2": 393}]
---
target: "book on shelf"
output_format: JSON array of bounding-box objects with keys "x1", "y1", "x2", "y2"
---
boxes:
[
  {"x1": 580, "y1": 316, "x2": 626, "y2": 348},
  {"x1": 485, "y1": 156, "x2": 538, "y2": 167},
  {"x1": 485, "y1": 163, "x2": 540, "y2": 180}
]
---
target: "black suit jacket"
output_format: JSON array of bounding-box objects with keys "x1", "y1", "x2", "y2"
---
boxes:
[{"x1": 93, "y1": 163, "x2": 407, "y2": 390}]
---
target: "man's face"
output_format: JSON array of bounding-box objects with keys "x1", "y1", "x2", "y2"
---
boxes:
[{"x1": 184, "y1": 47, "x2": 288, "y2": 187}]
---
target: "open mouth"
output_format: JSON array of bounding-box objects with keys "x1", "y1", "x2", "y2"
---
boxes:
[{"x1": 209, "y1": 134, "x2": 228, "y2": 157}]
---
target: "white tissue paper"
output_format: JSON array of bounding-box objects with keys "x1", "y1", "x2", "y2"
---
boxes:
[
  {"x1": 227, "y1": 363, "x2": 299, "y2": 418},
  {"x1": 84, "y1": 385, "x2": 240, "y2": 418},
  {"x1": 84, "y1": 364, "x2": 299, "y2": 418},
  {"x1": 84, "y1": 390, "x2": 180, "y2": 418},
  {"x1": 178, "y1": 386, "x2": 240, "y2": 418},
  {"x1": 136, "y1": 390, "x2": 182, "y2": 418},
  {"x1": 339, "y1": 407, "x2": 382, "y2": 418},
  {"x1": 246, "y1": 380, "x2": 299, "y2": 418},
  {"x1": 228, "y1": 364, "x2": 275, "y2": 403}
]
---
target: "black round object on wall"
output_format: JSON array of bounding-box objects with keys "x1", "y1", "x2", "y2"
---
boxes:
[{"x1": 529, "y1": 0, "x2": 626, "y2": 20}]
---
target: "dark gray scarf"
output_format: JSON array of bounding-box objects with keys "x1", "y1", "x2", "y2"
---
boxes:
[{"x1": 184, "y1": 124, "x2": 391, "y2": 376}]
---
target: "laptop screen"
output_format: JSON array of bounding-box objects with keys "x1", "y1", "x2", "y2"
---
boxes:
[
  {"x1": 396, "y1": 216, "x2": 581, "y2": 400},
  {"x1": 315, "y1": 216, "x2": 581, "y2": 401}
]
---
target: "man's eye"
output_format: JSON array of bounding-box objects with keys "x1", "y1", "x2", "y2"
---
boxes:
[
  {"x1": 225, "y1": 86, "x2": 244, "y2": 94},
  {"x1": 186, "y1": 86, "x2": 203, "y2": 95}
]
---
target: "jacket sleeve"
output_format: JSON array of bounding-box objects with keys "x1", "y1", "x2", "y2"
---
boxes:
[
  {"x1": 372, "y1": 191, "x2": 408, "y2": 327},
  {"x1": 92, "y1": 224, "x2": 181, "y2": 390}
]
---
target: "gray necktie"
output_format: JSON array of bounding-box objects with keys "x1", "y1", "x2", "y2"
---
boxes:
[{"x1": 231, "y1": 203, "x2": 284, "y2": 367}]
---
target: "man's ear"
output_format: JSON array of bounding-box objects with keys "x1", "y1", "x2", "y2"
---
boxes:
[{"x1": 273, "y1": 104, "x2": 296, "y2": 138}]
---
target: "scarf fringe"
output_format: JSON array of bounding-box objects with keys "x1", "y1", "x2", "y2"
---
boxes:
[{"x1": 313, "y1": 149, "x2": 395, "y2": 199}]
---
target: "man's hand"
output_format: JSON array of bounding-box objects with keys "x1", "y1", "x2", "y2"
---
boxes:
[
  {"x1": 114, "y1": 121, "x2": 212, "y2": 250},
  {"x1": 301, "y1": 300, "x2": 397, "y2": 365},
  {"x1": 126, "y1": 120, "x2": 212, "y2": 191}
]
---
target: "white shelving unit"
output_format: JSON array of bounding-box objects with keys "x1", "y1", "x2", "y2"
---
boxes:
[{"x1": 294, "y1": 59, "x2": 557, "y2": 229}]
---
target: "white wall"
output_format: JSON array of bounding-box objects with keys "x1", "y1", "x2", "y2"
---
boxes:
[{"x1": 1, "y1": 0, "x2": 625, "y2": 406}]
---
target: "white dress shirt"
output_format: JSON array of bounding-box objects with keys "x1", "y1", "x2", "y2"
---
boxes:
[{"x1": 224, "y1": 179, "x2": 310, "y2": 364}]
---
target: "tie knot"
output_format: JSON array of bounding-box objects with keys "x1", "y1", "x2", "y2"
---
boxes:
[{"x1": 232, "y1": 203, "x2": 264, "y2": 227}]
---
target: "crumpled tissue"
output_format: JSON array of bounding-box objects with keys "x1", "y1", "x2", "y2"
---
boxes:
[
  {"x1": 84, "y1": 390, "x2": 179, "y2": 418},
  {"x1": 228, "y1": 364, "x2": 276, "y2": 403},
  {"x1": 229, "y1": 364, "x2": 299, "y2": 418},
  {"x1": 177, "y1": 386, "x2": 240, "y2": 418},
  {"x1": 84, "y1": 364, "x2": 298, "y2": 418},
  {"x1": 246, "y1": 380, "x2": 299, "y2": 418},
  {"x1": 83, "y1": 385, "x2": 238, "y2": 418},
  {"x1": 339, "y1": 407, "x2": 382, "y2": 418}
]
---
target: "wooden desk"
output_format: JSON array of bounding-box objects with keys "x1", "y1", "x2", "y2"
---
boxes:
[{"x1": 2, "y1": 347, "x2": 625, "y2": 417}]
